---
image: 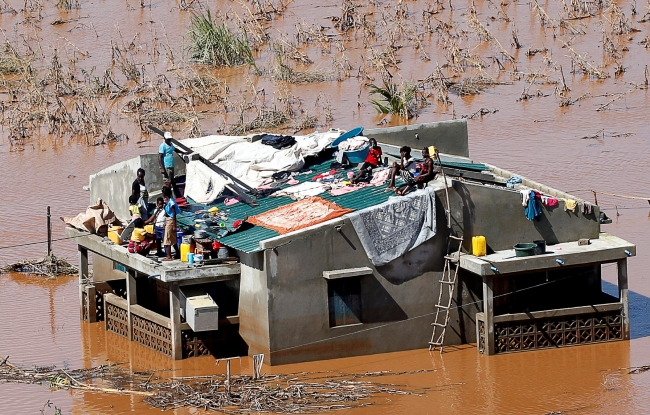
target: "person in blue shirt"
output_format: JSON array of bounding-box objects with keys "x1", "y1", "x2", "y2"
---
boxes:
[
  {"x1": 159, "y1": 132, "x2": 179, "y2": 197},
  {"x1": 161, "y1": 185, "x2": 181, "y2": 261}
]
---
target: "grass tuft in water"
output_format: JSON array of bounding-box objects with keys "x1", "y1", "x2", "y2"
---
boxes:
[{"x1": 188, "y1": 8, "x2": 255, "y2": 68}]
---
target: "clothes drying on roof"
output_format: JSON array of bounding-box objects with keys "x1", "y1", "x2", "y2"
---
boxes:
[
  {"x1": 338, "y1": 136, "x2": 368, "y2": 151},
  {"x1": 348, "y1": 187, "x2": 437, "y2": 266},
  {"x1": 260, "y1": 134, "x2": 296, "y2": 149},
  {"x1": 181, "y1": 130, "x2": 342, "y2": 204},
  {"x1": 271, "y1": 182, "x2": 329, "y2": 200},
  {"x1": 506, "y1": 176, "x2": 522, "y2": 188},
  {"x1": 524, "y1": 190, "x2": 542, "y2": 221}
]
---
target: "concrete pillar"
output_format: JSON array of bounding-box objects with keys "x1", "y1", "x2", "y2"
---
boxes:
[
  {"x1": 483, "y1": 275, "x2": 495, "y2": 355},
  {"x1": 78, "y1": 246, "x2": 89, "y2": 321},
  {"x1": 86, "y1": 285, "x2": 97, "y2": 323},
  {"x1": 169, "y1": 283, "x2": 183, "y2": 360},
  {"x1": 126, "y1": 269, "x2": 137, "y2": 340},
  {"x1": 617, "y1": 259, "x2": 630, "y2": 340}
]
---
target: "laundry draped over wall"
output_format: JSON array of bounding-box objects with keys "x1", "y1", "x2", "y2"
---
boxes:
[
  {"x1": 348, "y1": 187, "x2": 437, "y2": 266},
  {"x1": 181, "y1": 131, "x2": 342, "y2": 204}
]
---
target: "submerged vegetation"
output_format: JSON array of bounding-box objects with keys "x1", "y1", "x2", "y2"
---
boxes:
[
  {"x1": 0, "y1": 0, "x2": 646, "y2": 146},
  {"x1": 368, "y1": 80, "x2": 419, "y2": 119},
  {"x1": 188, "y1": 8, "x2": 255, "y2": 68}
]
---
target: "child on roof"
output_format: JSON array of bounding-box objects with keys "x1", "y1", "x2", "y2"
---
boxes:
[
  {"x1": 129, "y1": 194, "x2": 142, "y2": 219},
  {"x1": 351, "y1": 138, "x2": 383, "y2": 184},
  {"x1": 144, "y1": 197, "x2": 166, "y2": 256},
  {"x1": 128, "y1": 218, "x2": 155, "y2": 256},
  {"x1": 396, "y1": 147, "x2": 438, "y2": 195}
]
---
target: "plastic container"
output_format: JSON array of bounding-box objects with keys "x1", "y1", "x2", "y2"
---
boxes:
[
  {"x1": 472, "y1": 236, "x2": 487, "y2": 257},
  {"x1": 533, "y1": 239, "x2": 546, "y2": 255},
  {"x1": 217, "y1": 246, "x2": 229, "y2": 259},
  {"x1": 187, "y1": 253, "x2": 194, "y2": 264},
  {"x1": 180, "y1": 243, "x2": 193, "y2": 262},
  {"x1": 344, "y1": 143, "x2": 370, "y2": 163},
  {"x1": 108, "y1": 226, "x2": 123, "y2": 245},
  {"x1": 144, "y1": 224, "x2": 154, "y2": 234},
  {"x1": 194, "y1": 254, "x2": 203, "y2": 262},
  {"x1": 514, "y1": 243, "x2": 537, "y2": 257}
]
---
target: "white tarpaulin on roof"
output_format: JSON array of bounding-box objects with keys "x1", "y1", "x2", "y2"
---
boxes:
[{"x1": 181, "y1": 130, "x2": 341, "y2": 204}]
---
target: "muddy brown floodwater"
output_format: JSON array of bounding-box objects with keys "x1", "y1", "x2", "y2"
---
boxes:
[{"x1": 2, "y1": 0, "x2": 650, "y2": 413}]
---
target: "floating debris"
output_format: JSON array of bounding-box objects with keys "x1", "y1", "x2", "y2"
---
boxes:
[
  {"x1": 0, "y1": 358, "x2": 430, "y2": 413},
  {"x1": 0, "y1": 255, "x2": 77, "y2": 278}
]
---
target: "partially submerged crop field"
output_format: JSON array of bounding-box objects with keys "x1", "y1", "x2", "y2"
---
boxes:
[{"x1": 0, "y1": 0, "x2": 648, "y2": 149}]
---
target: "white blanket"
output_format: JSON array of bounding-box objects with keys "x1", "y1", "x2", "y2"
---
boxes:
[{"x1": 182, "y1": 130, "x2": 341, "y2": 204}]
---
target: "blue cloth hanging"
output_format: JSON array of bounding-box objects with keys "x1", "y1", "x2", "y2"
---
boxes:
[
  {"x1": 506, "y1": 176, "x2": 522, "y2": 188},
  {"x1": 525, "y1": 190, "x2": 542, "y2": 221}
]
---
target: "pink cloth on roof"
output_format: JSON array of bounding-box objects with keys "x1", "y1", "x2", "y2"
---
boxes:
[
  {"x1": 369, "y1": 168, "x2": 391, "y2": 186},
  {"x1": 329, "y1": 183, "x2": 369, "y2": 196},
  {"x1": 224, "y1": 197, "x2": 241, "y2": 206},
  {"x1": 287, "y1": 178, "x2": 299, "y2": 185}
]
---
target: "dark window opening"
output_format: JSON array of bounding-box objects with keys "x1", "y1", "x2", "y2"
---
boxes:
[{"x1": 328, "y1": 278, "x2": 362, "y2": 327}]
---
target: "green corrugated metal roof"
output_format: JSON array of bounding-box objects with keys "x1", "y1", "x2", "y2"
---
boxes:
[{"x1": 179, "y1": 155, "x2": 486, "y2": 253}]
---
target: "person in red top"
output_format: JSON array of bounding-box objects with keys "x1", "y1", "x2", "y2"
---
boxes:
[{"x1": 351, "y1": 138, "x2": 383, "y2": 183}]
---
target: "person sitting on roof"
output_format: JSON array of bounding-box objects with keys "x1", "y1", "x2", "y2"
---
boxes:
[
  {"x1": 387, "y1": 146, "x2": 417, "y2": 192},
  {"x1": 396, "y1": 147, "x2": 438, "y2": 196},
  {"x1": 129, "y1": 194, "x2": 142, "y2": 220},
  {"x1": 351, "y1": 138, "x2": 382, "y2": 184},
  {"x1": 128, "y1": 218, "x2": 155, "y2": 256}
]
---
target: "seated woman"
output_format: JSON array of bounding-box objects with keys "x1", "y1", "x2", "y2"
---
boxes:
[
  {"x1": 128, "y1": 218, "x2": 155, "y2": 256},
  {"x1": 351, "y1": 138, "x2": 382, "y2": 183},
  {"x1": 388, "y1": 146, "x2": 418, "y2": 191},
  {"x1": 396, "y1": 147, "x2": 437, "y2": 196}
]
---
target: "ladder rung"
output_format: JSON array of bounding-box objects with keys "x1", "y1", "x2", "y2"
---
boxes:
[
  {"x1": 431, "y1": 322, "x2": 446, "y2": 327},
  {"x1": 440, "y1": 280, "x2": 455, "y2": 284},
  {"x1": 429, "y1": 341, "x2": 443, "y2": 346},
  {"x1": 435, "y1": 304, "x2": 450, "y2": 309},
  {"x1": 444, "y1": 255, "x2": 459, "y2": 262},
  {"x1": 448, "y1": 235, "x2": 464, "y2": 241}
]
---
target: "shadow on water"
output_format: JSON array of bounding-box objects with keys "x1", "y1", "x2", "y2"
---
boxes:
[{"x1": 602, "y1": 280, "x2": 650, "y2": 340}]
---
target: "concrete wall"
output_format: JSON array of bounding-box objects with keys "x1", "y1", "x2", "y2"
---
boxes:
[
  {"x1": 261, "y1": 191, "x2": 482, "y2": 365},
  {"x1": 238, "y1": 251, "x2": 271, "y2": 356},
  {"x1": 89, "y1": 153, "x2": 185, "y2": 220},
  {"x1": 365, "y1": 119, "x2": 469, "y2": 157},
  {"x1": 449, "y1": 181, "x2": 600, "y2": 253},
  {"x1": 92, "y1": 254, "x2": 127, "y2": 282}
]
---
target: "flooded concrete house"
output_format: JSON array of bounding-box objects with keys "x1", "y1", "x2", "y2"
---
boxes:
[{"x1": 67, "y1": 119, "x2": 635, "y2": 365}]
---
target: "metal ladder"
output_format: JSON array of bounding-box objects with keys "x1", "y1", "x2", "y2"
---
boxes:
[{"x1": 429, "y1": 234, "x2": 464, "y2": 353}]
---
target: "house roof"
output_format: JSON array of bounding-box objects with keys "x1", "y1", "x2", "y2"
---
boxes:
[{"x1": 178, "y1": 153, "x2": 487, "y2": 253}]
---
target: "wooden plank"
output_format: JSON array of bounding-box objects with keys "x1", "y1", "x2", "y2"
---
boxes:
[{"x1": 492, "y1": 302, "x2": 623, "y2": 323}]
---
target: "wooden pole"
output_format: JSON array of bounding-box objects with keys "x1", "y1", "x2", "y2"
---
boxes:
[{"x1": 47, "y1": 206, "x2": 52, "y2": 257}]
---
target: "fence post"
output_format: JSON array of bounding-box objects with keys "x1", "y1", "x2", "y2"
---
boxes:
[{"x1": 47, "y1": 206, "x2": 52, "y2": 257}]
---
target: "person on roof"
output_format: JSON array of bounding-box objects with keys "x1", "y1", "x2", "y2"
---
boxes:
[
  {"x1": 131, "y1": 168, "x2": 150, "y2": 221},
  {"x1": 396, "y1": 147, "x2": 438, "y2": 195},
  {"x1": 128, "y1": 194, "x2": 142, "y2": 220},
  {"x1": 159, "y1": 132, "x2": 179, "y2": 198},
  {"x1": 161, "y1": 185, "x2": 181, "y2": 262},
  {"x1": 387, "y1": 146, "x2": 417, "y2": 192},
  {"x1": 351, "y1": 138, "x2": 383, "y2": 184},
  {"x1": 144, "y1": 197, "x2": 166, "y2": 257},
  {"x1": 127, "y1": 218, "x2": 155, "y2": 256}
]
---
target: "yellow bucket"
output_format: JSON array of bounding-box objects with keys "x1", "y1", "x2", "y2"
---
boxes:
[
  {"x1": 472, "y1": 236, "x2": 487, "y2": 257},
  {"x1": 108, "y1": 226, "x2": 123, "y2": 245},
  {"x1": 144, "y1": 224, "x2": 154, "y2": 234}
]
